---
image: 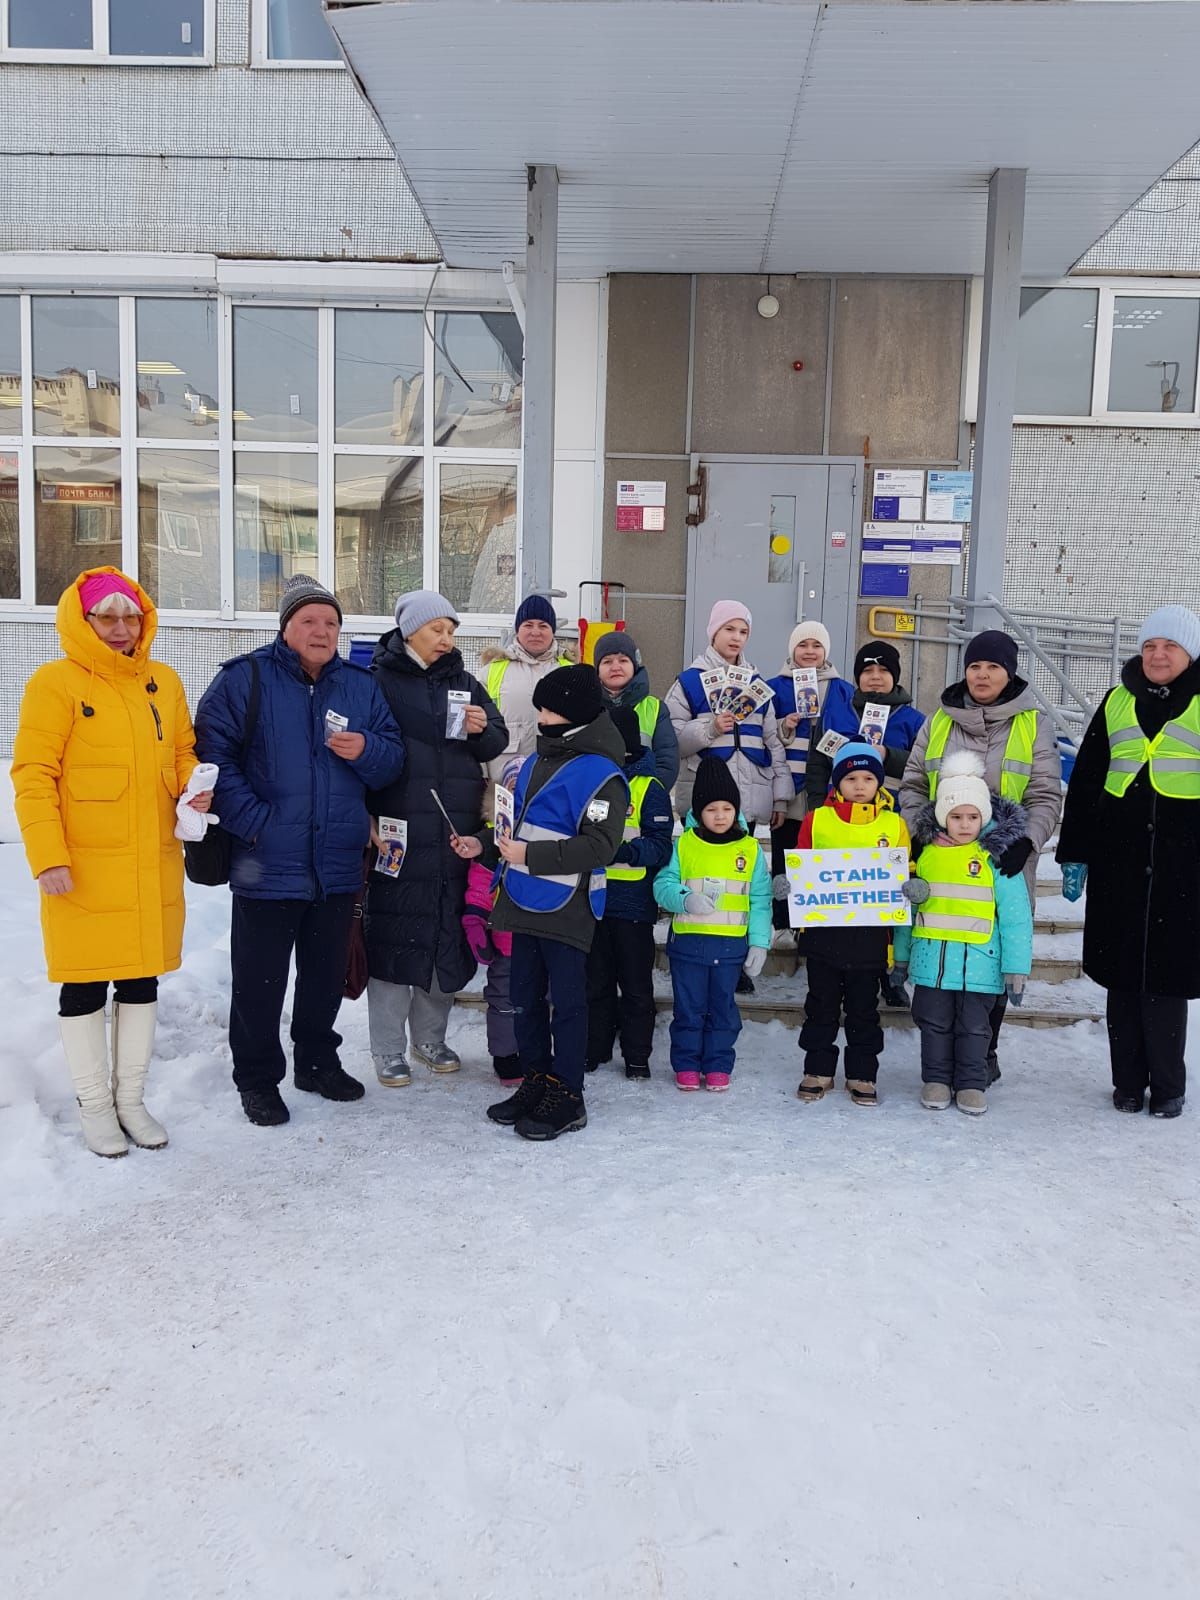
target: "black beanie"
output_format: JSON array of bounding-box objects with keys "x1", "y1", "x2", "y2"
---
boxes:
[
  {"x1": 963, "y1": 629, "x2": 1019, "y2": 681},
  {"x1": 532, "y1": 663, "x2": 604, "y2": 727},
  {"x1": 609, "y1": 704, "x2": 644, "y2": 763},
  {"x1": 854, "y1": 640, "x2": 901, "y2": 685},
  {"x1": 692, "y1": 755, "x2": 741, "y2": 816}
]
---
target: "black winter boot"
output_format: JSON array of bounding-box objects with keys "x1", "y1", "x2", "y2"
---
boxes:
[
  {"x1": 514, "y1": 1076, "x2": 587, "y2": 1141},
  {"x1": 492, "y1": 1053, "x2": 522, "y2": 1082},
  {"x1": 1112, "y1": 1090, "x2": 1145, "y2": 1113},
  {"x1": 1150, "y1": 1096, "x2": 1185, "y2": 1119},
  {"x1": 487, "y1": 1074, "x2": 547, "y2": 1125},
  {"x1": 881, "y1": 976, "x2": 910, "y2": 1009},
  {"x1": 625, "y1": 1061, "x2": 651, "y2": 1081},
  {"x1": 294, "y1": 1064, "x2": 365, "y2": 1101},
  {"x1": 240, "y1": 1089, "x2": 290, "y2": 1126},
  {"x1": 986, "y1": 1054, "x2": 1001, "y2": 1087}
]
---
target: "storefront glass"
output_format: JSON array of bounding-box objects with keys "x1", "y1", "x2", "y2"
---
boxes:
[
  {"x1": 434, "y1": 313, "x2": 522, "y2": 449},
  {"x1": 32, "y1": 298, "x2": 120, "y2": 438},
  {"x1": 334, "y1": 456, "x2": 423, "y2": 618},
  {"x1": 234, "y1": 453, "x2": 319, "y2": 614},
  {"x1": 1108, "y1": 296, "x2": 1200, "y2": 414},
  {"x1": 438, "y1": 464, "x2": 518, "y2": 615},
  {"x1": 137, "y1": 450, "x2": 220, "y2": 612},
  {"x1": 34, "y1": 447, "x2": 122, "y2": 605},
  {"x1": 335, "y1": 310, "x2": 423, "y2": 446},
  {"x1": 136, "y1": 299, "x2": 219, "y2": 439},
  {"x1": 233, "y1": 307, "x2": 319, "y2": 443}
]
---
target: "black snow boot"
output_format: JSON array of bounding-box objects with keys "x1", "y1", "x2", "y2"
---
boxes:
[
  {"x1": 1113, "y1": 1090, "x2": 1145, "y2": 1113},
  {"x1": 492, "y1": 1053, "x2": 522, "y2": 1082},
  {"x1": 487, "y1": 1073, "x2": 547, "y2": 1126},
  {"x1": 240, "y1": 1088, "x2": 290, "y2": 1127},
  {"x1": 294, "y1": 1064, "x2": 365, "y2": 1101},
  {"x1": 514, "y1": 1076, "x2": 587, "y2": 1141},
  {"x1": 1150, "y1": 1096, "x2": 1185, "y2": 1119},
  {"x1": 625, "y1": 1061, "x2": 651, "y2": 1081},
  {"x1": 986, "y1": 1054, "x2": 1001, "y2": 1087}
]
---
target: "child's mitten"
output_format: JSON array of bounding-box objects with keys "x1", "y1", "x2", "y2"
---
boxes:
[
  {"x1": 901, "y1": 877, "x2": 930, "y2": 905},
  {"x1": 1060, "y1": 862, "x2": 1087, "y2": 902},
  {"x1": 684, "y1": 891, "x2": 717, "y2": 915},
  {"x1": 742, "y1": 946, "x2": 767, "y2": 979},
  {"x1": 1005, "y1": 974, "x2": 1026, "y2": 1007}
]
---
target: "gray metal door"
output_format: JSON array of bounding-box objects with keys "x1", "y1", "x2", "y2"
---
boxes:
[{"x1": 687, "y1": 457, "x2": 860, "y2": 673}]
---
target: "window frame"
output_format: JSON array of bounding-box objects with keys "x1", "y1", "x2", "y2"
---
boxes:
[
  {"x1": 250, "y1": 0, "x2": 345, "y2": 70},
  {"x1": 0, "y1": 0, "x2": 216, "y2": 66}
]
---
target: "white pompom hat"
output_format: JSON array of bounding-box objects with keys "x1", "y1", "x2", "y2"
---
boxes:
[{"x1": 935, "y1": 750, "x2": 992, "y2": 826}]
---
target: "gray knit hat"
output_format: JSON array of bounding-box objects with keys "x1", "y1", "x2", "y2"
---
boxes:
[
  {"x1": 393, "y1": 588, "x2": 460, "y2": 637},
  {"x1": 279, "y1": 573, "x2": 342, "y2": 631}
]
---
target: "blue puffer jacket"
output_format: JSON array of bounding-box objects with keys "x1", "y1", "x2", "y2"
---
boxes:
[
  {"x1": 604, "y1": 744, "x2": 674, "y2": 923},
  {"x1": 892, "y1": 796, "x2": 1034, "y2": 995},
  {"x1": 194, "y1": 639, "x2": 405, "y2": 900},
  {"x1": 601, "y1": 663, "x2": 680, "y2": 794},
  {"x1": 807, "y1": 678, "x2": 926, "y2": 798}
]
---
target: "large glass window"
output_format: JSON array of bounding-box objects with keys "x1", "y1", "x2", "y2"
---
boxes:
[
  {"x1": 0, "y1": 452, "x2": 18, "y2": 599},
  {"x1": 136, "y1": 298, "x2": 219, "y2": 439},
  {"x1": 8, "y1": 0, "x2": 92, "y2": 49},
  {"x1": 137, "y1": 451, "x2": 220, "y2": 611},
  {"x1": 32, "y1": 297, "x2": 120, "y2": 438},
  {"x1": 334, "y1": 457, "x2": 423, "y2": 617},
  {"x1": 233, "y1": 307, "x2": 318, "y2": 443},
  {"x1": 435, "y1": 313, "x2": 523, "y2": 449},
  {"x1": 0, "y1": 299, "x2": 20, "y2": 425},
  {"x1": 1016, "y1": 288, "x2": 1097, "y2": 417},
  {"x1": 34, "y1": 447, "x2": 122, "y2": 605},
  {"x1": 1108, "y1": 296, "x2": 1200, "y2": 414},
  {"x1": 335, "y1": 310, "x2": 423, "y2": 446},
  {"x1": 439, "y1": 464, "x2": 518, "y2": 615},
  {"x1": 235, "y1": 454, "x2": 318, "y2": 613},
  {"x1": 109, "y1": 1, "x2": 204, "y2": 56},
  {"x1": 267, "y1": 0, "x2": 340, "y2": 61}
]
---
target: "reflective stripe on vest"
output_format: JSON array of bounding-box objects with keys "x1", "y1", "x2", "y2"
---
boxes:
[
  {"x1": 809, "y1": 799, "x2": 906, "y2": 852},
  {"x1": 501, "y1": 752, "x2": 626, "y2": 919},
  {"x1": 671, "y1": 831, "x2": 761, "y2": 937},
  {"x1": 911, "y1": 842, "x2": 996, "y2": 945},
  {"x1": 924, "y1": 707, "x2": 1039, "y2": 804},
  {"x1": 1103, "y1": 685, "x2": 1200, "y2": 800},
  {"x1": 486, "y1": 655, "x2": 572, "y2": 703},
  {"x1": 678, "y1": 667, "x2": 772, "y2": 769},
  {"x1": 608, "y1": 774, "x2": 654, "y2": 882}
]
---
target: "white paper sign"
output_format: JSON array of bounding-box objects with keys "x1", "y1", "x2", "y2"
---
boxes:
[
  {"x1": 873, "y1": 469, "x2": 925, "y2": 501},
  {"x1": 784, "y1": 847, "x2": 911, "y2": 929},
  {"x1": 616, "y1": 480, "x2": 667, "y2": 508}
]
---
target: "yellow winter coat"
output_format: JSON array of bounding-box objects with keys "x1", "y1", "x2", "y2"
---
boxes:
[{"x1": 12, "y1": 568, "x2": 198, "y2": 983}]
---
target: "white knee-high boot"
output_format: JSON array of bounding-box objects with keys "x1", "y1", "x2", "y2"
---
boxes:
[
  {"x1": 111, "y1": 1001, "x2": 168, "y2": 1149},
  {"x1": 60, "y1": 1010, "x2": 127, "y2": 1158}
]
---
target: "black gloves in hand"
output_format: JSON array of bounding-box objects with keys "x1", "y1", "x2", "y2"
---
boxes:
[{"x1": 996, "y1": 836, "x2": 1035, "y2": 878}]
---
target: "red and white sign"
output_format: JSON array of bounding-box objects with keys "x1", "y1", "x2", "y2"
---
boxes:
[
  {"x1": 40, "y1": 483, "x2": 116, "y2": 505},
  {"x1": 615, "y1": 479, "x2": 666, "y2": 532}
]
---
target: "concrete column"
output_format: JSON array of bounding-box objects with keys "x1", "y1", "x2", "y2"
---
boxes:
[
  {"x1": 967, "y1": 167, "x2": 1026, "y2": 628},
  {"x1": 520, "y1": 164, "x2": 559, "y2": 598}
]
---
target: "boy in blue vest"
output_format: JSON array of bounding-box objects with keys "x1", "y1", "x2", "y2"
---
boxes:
[
  {"x1": 653, "y1": 757, "x2": 772, "y2": 1091},
  {"x1": 456, "y1": 665, "x2": 626, "y2": 1140},
  {"x1": 586, "y1": 705, "x2": 674, "y2": 1080}
]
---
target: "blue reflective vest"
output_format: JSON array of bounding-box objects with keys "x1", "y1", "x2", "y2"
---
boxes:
[
  {"x1": 767, "y1": 672, "x2": 818, "y2": 795},
  {"x1": 499, "y1": 752, "x2": 626, "y2": 919},
  {"x1": 678, "y1": 668, "x2": 772, "y2": 769}
]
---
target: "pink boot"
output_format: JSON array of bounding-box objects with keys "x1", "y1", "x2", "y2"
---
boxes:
[
  {"x1": 675, "y1": 1071, "x2": 701, "y2": 1091},
  {"x1": 705, "y1": 1072, "x2": 731, "y2": 1092}
]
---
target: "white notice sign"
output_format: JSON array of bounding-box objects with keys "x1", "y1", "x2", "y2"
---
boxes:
[{"x1": 616, "y1": 480, "x2": 667, "y2": 508}]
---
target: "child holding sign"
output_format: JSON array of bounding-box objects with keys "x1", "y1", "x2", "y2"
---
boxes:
[
  {"x1": 892, "y1": 753, "x2": 1033, "y2": 1116},
  {"x1": 653, "y1": 758, "x2": 772, "y2": 1091},
  {"x1": 789, "y1": 742, "x2": 912, "y2": 1105}
]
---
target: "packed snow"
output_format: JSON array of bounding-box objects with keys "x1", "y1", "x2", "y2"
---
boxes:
[{"x1": 3, "y1": 770, "x2": 1199, "y2": 1600}]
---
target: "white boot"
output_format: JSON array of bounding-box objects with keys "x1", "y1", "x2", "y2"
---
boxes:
[
  {"x1": 111, "y1": 1001, "x2": 168, "y2": 1149},
  {"x1": 60, "y1": 1010, "x2": 127, "y2": 1158}
]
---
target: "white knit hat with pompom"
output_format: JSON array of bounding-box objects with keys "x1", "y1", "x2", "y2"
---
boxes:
[{"x1": 935, "y1": 750, "x2": 992, "y2": 826}]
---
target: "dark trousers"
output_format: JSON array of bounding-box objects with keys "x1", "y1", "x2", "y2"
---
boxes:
[
  {"x1": 59, "y1": 976, "x2": 158, "y2": 1018},
  {"x1": 987, "y1": 991, "x2": 1007, "y2": 1067},
  {"x1": 668, "y1": 957, "x2": 742, "y2": 1077},
  {"x1": 229, "y1": 893, "x2": 356, "y2": 1093},
  {"x1": 799, "y1": 955, "x2": 884, "y2": 1082},
  {"x1": 911, "y1": 986, "x2": 993, "y2": 1092},
  {"x1": 586, "y1": 918, "x2": 656, "y2": 1066},
  {"x1": 511, "y1": 933, "x2": 589, "y2": 1095},
  {"x1": 1106, "y1": 989, "x2": 1188, "y2": 1107},
  {"x1": 770, "y1": 817, "x2": 803, "y2": 930}
]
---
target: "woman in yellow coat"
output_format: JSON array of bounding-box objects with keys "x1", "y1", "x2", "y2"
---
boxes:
[{"x1": 13, "y1": 567, "x2": 212, "y2": 1157}]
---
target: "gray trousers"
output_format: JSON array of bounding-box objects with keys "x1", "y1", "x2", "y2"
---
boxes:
[
  {"x1": 911, "y1": 986, "x2": 993, "y2": 1093},
  {"x1": 367, "y1": 975, "x2": 455, "y2": 1061}
]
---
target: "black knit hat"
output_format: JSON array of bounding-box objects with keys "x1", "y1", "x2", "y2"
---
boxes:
[
  {"x1": 963, "y1": 629, "x2": 1018, "y2": 681},
  {"x1": 532, "y1": 663, "x2": 604, "y2": 727},
  {"x1": 692, "y1": 755, "x2": 741, "y2": 816},
  {"x1": 854, "y1": 640, "x2": 901, "y2": 685},
  {"x1": 609, "y1": 704, "x2": 644, "y2": 763}
]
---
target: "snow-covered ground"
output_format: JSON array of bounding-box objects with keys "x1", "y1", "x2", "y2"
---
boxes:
[{"x1": 3, "y1": 773, "x2": 1199, "y2": 1600}]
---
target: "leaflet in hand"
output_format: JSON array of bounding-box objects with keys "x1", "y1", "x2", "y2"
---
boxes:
[
  {"x1": 728, "y1": 675, "x2": 773, "y2": 724},
  {"x1": 816, "y1": 729, "x2": 848, "y2": 758},
  {"x1": 792, "y1": 668, "x2": 820, "y2": 721},
  {"x1": 858, "y1": 701, "x2": 890, "y2": 749},
  {"x1": 323, "y1": 709, "x2": 349, "y2": 746},
  {"x1": 445, "y1": 688, "x2": 470, "y2": 741},
  {"x1": 700, "y1": 666, "x2": 728, "y2": 712},
  {"x1": 374, "y1": 816, "x2": 407, "y2": 877},
  {"x1": 494, "y1": 784, "x2": 515, "y2": 844}
]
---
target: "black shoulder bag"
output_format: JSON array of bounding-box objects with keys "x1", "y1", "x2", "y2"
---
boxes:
[{"x1": 184, "y1": 657, "x2": 262, "y2": 888}]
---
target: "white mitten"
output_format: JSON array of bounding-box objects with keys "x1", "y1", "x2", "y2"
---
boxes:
[{"x1": 174, "y1": 762, "x2": 220, "y2": 842}]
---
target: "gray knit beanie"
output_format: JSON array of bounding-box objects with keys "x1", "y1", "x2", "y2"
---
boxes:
[
  {"x1": 279, "y1": 573, "x2": 342, "y2": 631},
  {"x1": 393, "y1": 588, "x2": 460, "y2": 637}
]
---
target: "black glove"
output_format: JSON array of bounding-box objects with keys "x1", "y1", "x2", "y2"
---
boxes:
[{"x1": 996, "y1": 837, "x2": 1035, "y2": 878}]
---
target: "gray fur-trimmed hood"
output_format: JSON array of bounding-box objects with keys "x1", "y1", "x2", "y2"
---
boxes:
[{"x1": 909, "y1": 793, "x2": 1028, "y2": 862}]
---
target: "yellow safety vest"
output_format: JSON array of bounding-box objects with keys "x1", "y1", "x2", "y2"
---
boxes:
[
  {"x1": 486, "y1": 655, "x2": 572, "y2": 702},
  {"x1": 924, "y1": 708, "x2": 1039, "y2": 804},
  {"x1": 911, "y1": 841, "x2": 996, "y2": 946},
  {"x1": 1103, "y1": 686, "x2": 1200, "y2": 800},
  {"x1": 810, "y1": 798, "x2": 906, "y2": 852},
  {"x1": 672, "y1": 831, "x2": 761, "y2": 938},
  {"x1": 608, "y1": 774, "x2": 655, "y2": 882}
]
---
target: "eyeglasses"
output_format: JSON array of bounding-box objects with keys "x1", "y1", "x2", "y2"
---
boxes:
[{"x1": 86, "y1": 611, "x2": 142, "y2": 631}]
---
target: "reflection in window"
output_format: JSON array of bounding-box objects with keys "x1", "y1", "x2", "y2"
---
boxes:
[
  {"x1": 234, "y1": 454, "x2": 318, "y2": 612},
  {"x1": 439, "y1": 464, "x2": 518, "y2": 615},
  {"x1": 0, "y1": 452, "x2": 18, "y2": 598},
  {"x1": 32, "y1": 298, "x2": 120, "y2": 438},
  {"x1": 136, "y1": 299, "x2": 219, "y2": 439},
  {"x1": 1108, "y1": 296, "x2": 1200, "y2": 414},
  {"x1": 267, "y1": 0, "x2": 341, "y2": 60},
  {"x1": 9, "y1": 0, "x2": 92, "y2": 49},
  {"x1": 233, "y1": 307, "x2": 318, "y2": 442},
  {"x1": 1016, "y1": 288, "x2": 1097, "y2": 417},
  {"x1": 335, "y1": 456, "x2": 423, "y2": 616},
  {"x1": 137, "y1": 451, "x2": 220, "y2": 611},
  {"x1": 434, "y1": 314, "x2": 522, "y2": 449},
  {"x1": 109, "y1": 1, "x2": 205, "y2": 56},
  {"x1": 34, "y1": 447, "x2": 122, "y2": 605},
  {"x1": 0, "y1": 299, "x2": 19, "y2": 425},
  {"x1": 335, "y1": 310, "x2": 423, "y2": 446}
]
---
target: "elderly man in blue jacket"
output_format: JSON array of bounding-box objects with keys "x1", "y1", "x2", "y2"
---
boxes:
[{"x1": 196, "y1": 574, "x2": 405, "y2": 1127}]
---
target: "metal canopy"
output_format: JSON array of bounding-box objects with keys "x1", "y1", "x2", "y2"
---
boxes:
[{"x1": 328, "y1": 1, "x2": 1200, "y2": 278}]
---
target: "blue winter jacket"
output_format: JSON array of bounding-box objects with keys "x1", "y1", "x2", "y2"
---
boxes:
[
  {"x1": 194, "y1": 639, "x2": 405, "y2": 900},
  {"x1": 653, "y1": 812, "x2": 773, "y2": 965},
  {"x1": 603, "y1": 745, "x2": 674, "y2": 923},
  {"x1": 601, "y1": 663, "x2": 680, "y2": 793},
  {"x1": 807, "y1": 678, "x2": 926, "y2": 798}
]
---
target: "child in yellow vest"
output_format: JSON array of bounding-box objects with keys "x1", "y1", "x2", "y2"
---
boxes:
[
  {"x1": 653, "y1": 757, "x2": 772, "y2": 1091},
  {"x1": 788, "y1": 742, "x2": 912, "y2": 1105},
  {"x1": 893, "y1": 752, "x2": 1034, "y2": 1115}
]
